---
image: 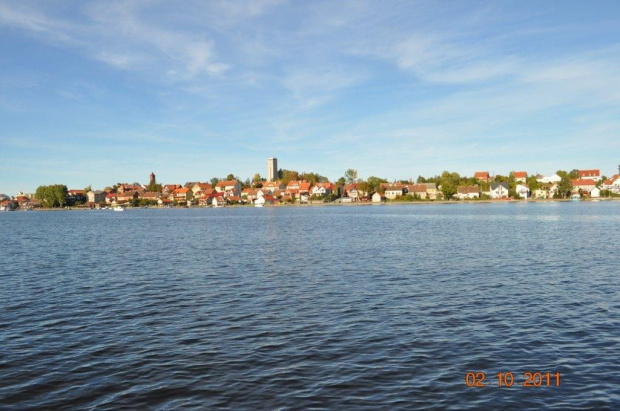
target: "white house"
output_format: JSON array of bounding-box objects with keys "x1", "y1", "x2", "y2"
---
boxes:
[
  {"x1": 384, "y1": 184, "x2": 405, "y2": 199},
  {"x1": 311, "y1": 182, "x2": 335, "y2": 197},
  {"x1": 590, "y1": 187, "x2": 601, "y2": 198},
  {"x1": 515, "y1": 184, "x2": 530, "y2": 199},
  {"x1": 537, "y1": 174, "x2": 562, "y2": 184},
  {"x1": 602, "y1": 175, "x2": 620, "y2": 194},
  {"x1": 372, "y1": 192, "x2": 385, "y2": 202},
  {"x1": 490, "y1": 182, "x2": 510, "y2": 199}
]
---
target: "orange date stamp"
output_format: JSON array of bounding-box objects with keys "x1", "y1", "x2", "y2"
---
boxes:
[{"x1": 465, "y1": 371, "x2": 561, "y2": 387}]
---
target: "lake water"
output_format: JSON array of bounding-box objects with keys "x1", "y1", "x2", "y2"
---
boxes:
[{"x1": 1, "y1": 203, "x2": 619, "y2": 409}]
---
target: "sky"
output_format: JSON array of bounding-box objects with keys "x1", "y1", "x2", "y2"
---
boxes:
[{"x1": 1, "y1": 0, "x2": 620, "y2": 194}]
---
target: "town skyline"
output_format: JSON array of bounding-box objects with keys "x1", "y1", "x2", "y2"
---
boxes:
[
  {"x1": 2, "y1": 1, "x2": 620, "y2": 194},
  {"x1": 3, "y1": 159, "x2": 620, "y2": 196}
]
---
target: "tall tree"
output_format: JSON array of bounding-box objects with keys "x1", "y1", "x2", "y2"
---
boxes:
[
  {"x1": 557, "y1": 175, "x2": 573, "y2": 198},
  {"x1": 439, "y1": 171, "x2": 460, "y2": 200},
  {"x1": 344, "y1": 169, "x2": 358, "y2": 184}
]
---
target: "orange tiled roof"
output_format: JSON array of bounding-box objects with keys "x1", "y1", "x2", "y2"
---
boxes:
[{"x1": 578, "y1": 169, "x2": 600, "y2": 177}]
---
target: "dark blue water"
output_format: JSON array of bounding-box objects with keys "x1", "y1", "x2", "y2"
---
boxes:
[{"x1": 1, "y1": 203, "x2": 619, "y2": 409}]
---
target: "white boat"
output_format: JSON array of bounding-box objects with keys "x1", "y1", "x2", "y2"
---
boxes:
[
  {"x1": 254, "y1": 196, "x2": 265, "y2": 207},
  {"x1": 570, "y1": 194, "x2": 581, "y2": 201},
  {"x1": 113, "y1": 205, "x2": 125, "y2": 211}
]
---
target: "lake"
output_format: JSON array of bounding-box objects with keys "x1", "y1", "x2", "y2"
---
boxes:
[{"x1": 1, "y1": 203, "x2": 619, "y2": 409}]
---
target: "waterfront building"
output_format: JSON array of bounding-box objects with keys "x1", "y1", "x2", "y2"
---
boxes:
[
  {"x1": 384, "y1": 184, "x2": 406, "y2": 199},
  {"x1": 87, "y1": 190, "x2": 106, "y2": 204},
  {"x1": 602, "y1": 175, "x2": 620, "y2": 193},
  {"x1": 571, "y1": 179, "x2": 597, "y2": 194},
  {"x1": 311, "y1": 182, "x2": 335, "y2": 197},
  {"x1": 455, "y1": 186, "x2": 480, "y2": 200},
  {"x1": 215, "y1": 180, "x2": 242, "y2": 197},
  {"x1": 372, "y1": 192, "x2": 386, "y2": 202},
  {"x1": 490, "y1": 182, "x2": 510, "y2": 199},
  {"x1": 172, "y1": 187, "x2": 193, "y2": 203},
  {"x1": 578, "y1": 169, "x2": 601, "y2": 181},
  {"x1": 516, "y1": 184, "x2": 530, "y2": 199}
]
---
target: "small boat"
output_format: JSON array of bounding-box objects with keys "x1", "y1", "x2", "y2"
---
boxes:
[
  {"x1": 570, "y1": 194, "x2": 581, "y2": 201},
  {"x1": 254, "y1": 196, "x2": 265, "y2": 207},
  {"x1": 113, "y1": 205, "x2": 125, "y2": 211}
]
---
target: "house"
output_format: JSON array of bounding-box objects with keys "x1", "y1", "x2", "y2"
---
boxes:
[
  {"x1": 590, "y1": 187, "x2": 601, "y2": 198},
  {"x1": 515, "y1": 184, "x2": 530, "y2": 199},
  {"x1": 490, "y1": 182, "x2": 510, "y2": 199},
  {"x1": 116, "y1": 191, "x2": 139, "y2": 204},
  {"x1": 286, "y1": 180, "x2": 301, "y2": 190},
  {"x1": 241, "y1": 188, "x2": 259, "y2": 202},
  {"x1": 513, "y1": 171, "x2": 527, "y2": 183},
  {"x1": 191, "y1": 183, "x2": 213, "y2": 196},
  {"x1": 372, "y1": 192, "x2": 385, "y2": 202},
  {"x1": 262, "y1": 181, "x2": 286, "y2": 192},
  {"x1": 537, "y1": 174, "x2": 562, "y2": 184},
  {"x1": 87, "y1": 190, "x2": 106, "y2": 204},
  {"x1": 425, "y1": 183, "x2": 439, "y2": 200},
  {"x1": 139, "y1": 192, "x2": 161, "y2": 201},
  {"x1": 407, "y1": 184, "x2": 428, "y2": 199},
  {"x1": 212, "y1": 195, "x2": 226, "y2": 207},
  {"x1": 215, "y1": 180, "x2": 242, "y2": 197},
  {"x1": 117, "y1": 184, "x2": 141, "y2": 194},
  {"x1": 105, "y1": 193, "x2": 117, "y2": 204},
  {"x1": 311, "y1": 182, "x2": 335, "y2": 197},
  {"x1": 602, "y1": 175, "x2": 620, "y2": 194},
  {"x1": 298, "y1": 181, "x2": 312, "y2": 196},
  {"x1": 172, "y1": 187, "x2": 193, "y2": 203},
  {"x1": 578, "y1": 169, "x2": 601, "y2": 181},
  {"x1": 571, "y1": 179, "x2": 596, "y2": 194},
  {"x1": 455, "y1": 186, "x2": 479, "y2": 200},
  {"x1": 384, "y1": 184, "x2": 406, "y2": 199},
  {"x1": 67, "y1": 189, "x2": 86, "y2": 204},
  {"x1": 199, "y1": 192, "x2": 225, "y2": 206},
  {"x1": 474, "y1": 171, "x2": 490, "y2": 182},
  {"x1": 533, "y1": 184, "x2": 551, "y2": 199},
  {"x1": 158, "y1": 197, "x2": 173, "y2": 207},
  {"x1": 344, "y1": 184, "x2": 368, "y2": 201},
  {"x1": 163, "y1": 184, "x2": 182, "y2": 193}
]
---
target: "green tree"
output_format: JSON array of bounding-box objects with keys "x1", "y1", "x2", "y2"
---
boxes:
[
  {"x1": 358, "y1": 181, "x2": 371, "y2": 196},
  {"x1": 280, "y1": 169, "x2": 299, "y2": 184},
  {"x1": 367, "y1": 176, "x2": 388, "y2": 193},
  {"x1": 557, "y1": 175, "x2": 573, "y2": 198},
  {"x1": 344, "y1": 169, "x2": 358, "y2": 184},
  {"x1": 526, "y1": 176, "x2": 540, "y2": 191},
  {"x1": 147, "y1": 181, "x2": 162, "y2": 192},
  {"x1": 210, "y1": 177, "x2": 219, "y2": 187},
  {"x1": 568, "y1": 169, "x2": 580, "y2": 179},
  {"x1": 439, "y1": 171, "x2": 460, "y2": 200}
]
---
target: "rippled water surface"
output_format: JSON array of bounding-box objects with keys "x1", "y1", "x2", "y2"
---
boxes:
[{"x1": 1, "y1": 203, "x2": 619, "y2": 409}]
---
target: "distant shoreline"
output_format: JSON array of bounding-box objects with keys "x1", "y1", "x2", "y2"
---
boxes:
[{"x1": 16, "y1": 197, "x2": 618, "y2": 211}]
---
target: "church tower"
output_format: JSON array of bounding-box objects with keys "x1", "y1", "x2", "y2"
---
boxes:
[{"x1": 150, "y1": 172, "x2": 156, "y2": 185}]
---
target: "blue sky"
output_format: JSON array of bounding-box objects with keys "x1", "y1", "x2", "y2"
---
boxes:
[{"x1": 1, "y1": 0, "x2": 619, "y2": 194}]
